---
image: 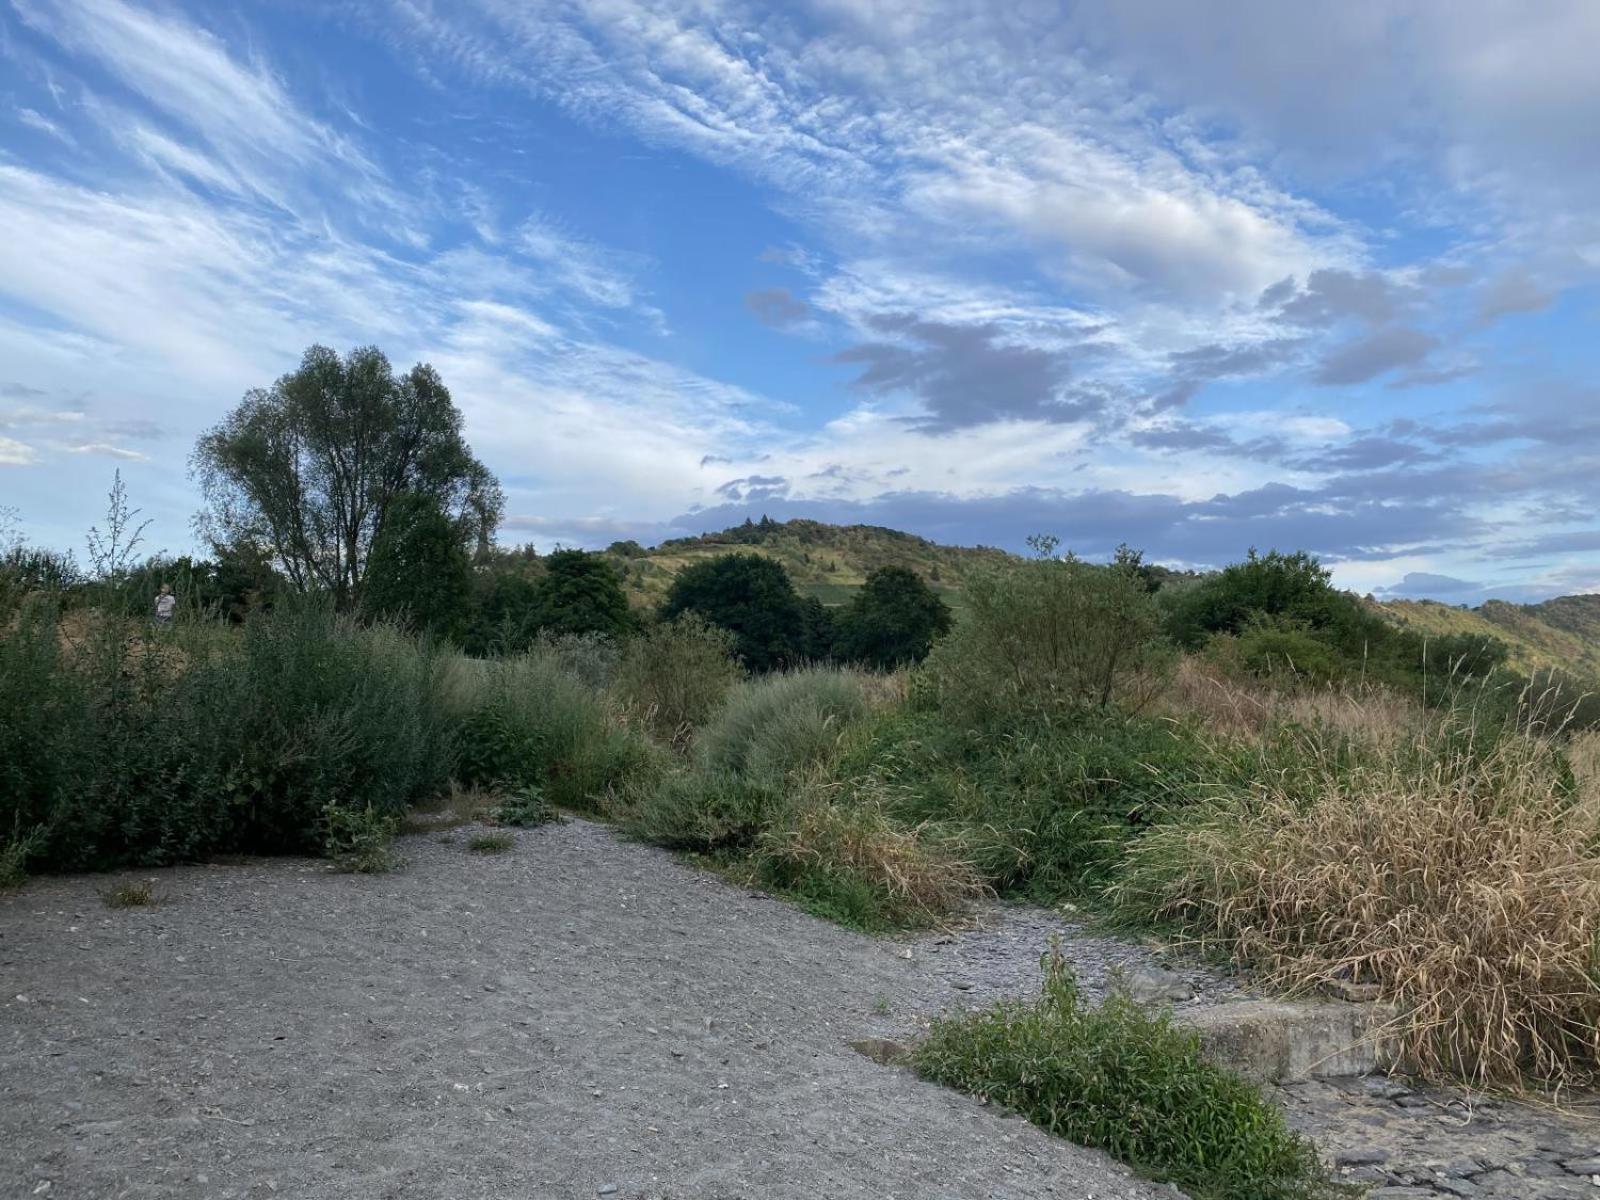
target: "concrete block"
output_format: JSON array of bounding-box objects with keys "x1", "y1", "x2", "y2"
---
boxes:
[{"x1": 1178, "y1": 999, "x2": 1400, "y2": 1083}]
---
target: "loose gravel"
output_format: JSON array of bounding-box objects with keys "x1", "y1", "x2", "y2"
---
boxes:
[{"x1": 1, "y1": 820, "x2": 1174, "y2": 1200}]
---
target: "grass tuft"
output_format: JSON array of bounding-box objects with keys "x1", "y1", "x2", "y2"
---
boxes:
[
  {"x1": 468, "y1": 830, "x2": 515, "y2": 854},
  {"x1": 914, "y1": 944, "x2": 1331, "y2": 1200},
  {"x1": 101, "y1": 880, "x2": 159, "y2": 908}
]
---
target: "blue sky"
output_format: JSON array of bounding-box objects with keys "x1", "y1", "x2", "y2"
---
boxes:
[{"x1": 2, "y1": 0, "x2": 1599, "y2": 602}]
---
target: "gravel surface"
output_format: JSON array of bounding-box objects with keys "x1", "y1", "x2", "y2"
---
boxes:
[
  {"x1": 867, "y1": 901, "x2": 1250, "y2": 1037},
  {"x1": 1, "y1": 820, "x2": 1175, "y2": 1200}
]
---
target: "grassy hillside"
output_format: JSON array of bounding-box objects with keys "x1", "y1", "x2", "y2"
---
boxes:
[
  {"x1": 607, "y1": 518, "x2": 1015, "y2": 608},
  {"x1": 1373, "y1": 594, "x2": 1600, "y2": 680}
]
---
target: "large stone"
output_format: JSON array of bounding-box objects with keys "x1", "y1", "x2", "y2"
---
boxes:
[
  {"x1": 1117, "y1": 965, "x2": 1196, "y2": 1005},
  {"x1": 1178, "y1": 999, "x2": 1400, "y2": 1083}
]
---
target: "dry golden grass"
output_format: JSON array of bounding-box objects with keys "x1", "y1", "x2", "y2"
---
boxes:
[
  {"x1": 1157, "y1": 655, "x2": 1429, "y2": 746},
  {"x1": 1115, "y1": 718, "x2": 1600, "y2": 1089},
  {"x1": 760, "y1": 779, "x2": 988, "y2": 926}
]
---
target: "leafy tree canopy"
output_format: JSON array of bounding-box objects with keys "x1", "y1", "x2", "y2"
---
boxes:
[
  {"x1": 362, "y1": 492, "x2": 473, "y2": 640},
  {"x1": 837, "y1": 566, "x2": 953, "y2": 669},
  {"x1": 193, "y1": 344, "x2": 502, "y2": 609},
  {"x1": 659, "y1": 552, "x2": 805, "y2": 670},
  {"x1": 528, "y1": 549, "x2": 634, "y2": 639}
]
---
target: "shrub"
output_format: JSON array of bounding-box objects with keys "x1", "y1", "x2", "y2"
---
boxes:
[
  {"x1": 835, "y1": 566, "x2": 952, "y2": 669},
  {"x1": 612, "y1": 614, "x2": 742, "y2": 746},
  {"x1": 612, "y1": 768, "x2": 776, "y2": 852},
  {"x1": 921, "y1": 557, "x2": 1171, "y2": 729},
  {"x1": 322, "y1": 802, "x2": 403, "y2": 874},
  {"x1": 659, "y1": 553, "x2": 807, "y2": 671},
  {"x1": 100, "y1": 880, "x2": 160, "y2": 907},
  {"x1": 0, "y1": 599, "x2": 458, "y2": 871},
  {"x1": 756, "y1": 781, "x2": 985, "y2": 929},
  {"x1": 492, "y1": 785, "x2": 558, "y2": 828},
  {"x1": 914, "y1": 947, "x2": 1328, "y2": 1200},
  {"x1": 696, "y1": 667, "x2": 870, "y2": 784},
  {"x1": 1113, "y1": 715, "x2": 1600, "y2": 1087},
  {"x1": 451, "y1": 648, "x2": 657, "y2": 810},
  {"x1": 845, "y1": 707, "x2": 1207, "y2": 899}
]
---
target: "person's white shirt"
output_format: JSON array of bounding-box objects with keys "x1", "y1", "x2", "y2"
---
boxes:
[{"x1": 155, "y1": 593, "x2": 177, "y2": 621}]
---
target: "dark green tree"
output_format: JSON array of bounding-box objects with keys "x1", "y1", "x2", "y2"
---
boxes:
[
  {"x1": 659, "y1": 553, "x2": 805, "y2": 670},
  {"x1": 528, "y1": 549, "x2": 633, "y2": 639},
  {"x1": 836, "y1": 566, "x2": 953, "y2": 668},
  {"x1": 193, "y1": 344, "x2": 503, "y2": 609},
  {"x1": 362, "y1": 492, "x2": 473, "y2": 639},
  {"x1": 797, "y1": 595, "x2": 839, "y2": 662}
]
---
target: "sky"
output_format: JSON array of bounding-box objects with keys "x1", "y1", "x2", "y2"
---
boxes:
[{"x1": 1, "y1": 0, "x2": 1598, "y2": 603}]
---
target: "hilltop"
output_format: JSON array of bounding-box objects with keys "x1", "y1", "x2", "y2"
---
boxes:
[
  {"x1": 606, "y1": 517, "x2": 1015, "y2": 608},
  {"x1": 1373, "y1": 593, "x2": 1600, "y2": 680},
  {"x1": 606, "y1": 520, "x2": 1600, "y2": 677}
]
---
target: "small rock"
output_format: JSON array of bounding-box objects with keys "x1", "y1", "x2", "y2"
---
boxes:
[
  {"x1": 952, "y1": 980, "x2": 974, "y2": 991},
  {"x1": 1564, "y1": 1158, "x2": 1600, "y2": 1176},
  {"x1": 1368, "y1": 1189, "x2": 1436, "y2": 1199},
  {"x1": 596, "y1": 1186, "x2": 619, "y2": 1196},
  {"x1": 1335, "y1": 1147, "x2": 1391, "y2": 1167},
  {"x1": 1432, "y1": 1178, "x2": 1479, "y2": 1197}
]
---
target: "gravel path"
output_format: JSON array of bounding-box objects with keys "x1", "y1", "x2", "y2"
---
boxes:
[{"x1": 1, "y1": 820, "x2": 1175, "y2": 1200}]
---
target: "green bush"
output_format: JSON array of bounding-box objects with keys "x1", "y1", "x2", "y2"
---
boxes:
[
  {"x1": 0, "y1": 598, "x2": 458, "y2": 871},
  {"x1": 452, "y1": 648, "x2": 657, "y2": 810},
  {"x1": 612, "y1": 614, "x2": 742, "y2": 745},
  {"x1": 915, "y1": 948, "x2": 1329, "y2": 1200},
  {"x1": 835, "y1": 566, "x2": 952, "y2": 669},
  {"x1": 922, "y1": 557, "x2": 1172, "y2": 729},
  {"x1": 526, "y1": 549, "x2": 634, "y2": 639},
  {"x1": 322, "y1": 802, "x2": 403, "y2": 873},
  {"x1": 491, "y1": 785, "x2": 558, "y2": 828},
  {"x1": 696, "y1": 667, "x2": 870, "y2": 784},
  {"x1": 612, "y1": 767, "x2": 777, "y2": 851},
  {"x1": 659, "y1": 552, "x2": 808, "y2": 671},
  {"x1": 839, "y1": 706, "x2": 1208, "y2": 899}
]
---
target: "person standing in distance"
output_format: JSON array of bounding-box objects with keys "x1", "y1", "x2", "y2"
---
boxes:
[{"x1": 154, "y1": 583, "x2": 177, "y2": 627}]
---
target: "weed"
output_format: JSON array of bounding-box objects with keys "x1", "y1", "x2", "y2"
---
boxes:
[
  {"x1": 492, "y1": 785, "x2": 558, "y2": 828},
  {"x1": 322, "y1": 802, "x2": 403, "y2": 874},
  {"x1": 468, "y1": 831, "x2": 515, "y2": 854},
  {"x1": 872, "y1": 994, "x2": 891, "y2": 1016},
  {"x1": 101, "y1": 880, "x2": 159, "y2": 908},
  {"x1": 0, "y1": 829, "x2": 41, "y2": 889},
  {"x1": 914, "y1": 945, "x2": 1330, "y2": 1200}
]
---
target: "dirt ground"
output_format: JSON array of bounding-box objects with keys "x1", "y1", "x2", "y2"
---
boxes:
[{"x1": 1, "y1": 820, "x2": 1174, "y2": 1200}]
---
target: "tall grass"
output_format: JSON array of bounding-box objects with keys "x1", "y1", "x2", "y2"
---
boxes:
[
  {"x1": 1114, "y1": 713, "x2": 1600, "y2": 1088},
  {"x1": 450, "y1": 645, "x2": 658, "y2": 811}
]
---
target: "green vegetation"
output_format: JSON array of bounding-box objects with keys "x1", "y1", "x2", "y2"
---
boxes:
[
  {"x1": 100, "y1": 881, "x2": 160, "y2": 908},
  {"x1": 834, "y1": 566, "x2": 952, "y2": 669},
  {"x1": 15, "y1": 358, "x2": 1600, "y2": 1126},
  {"x1": 916, "y1": 948, "x2": 1329, "y2": 1200},
  {"x1": 491, "y1": 785, "x2": 558, "y2": 828},
  {"x1": 468, "y1": 831, "x2": 515, "y2": 854},
  {"x1": 660, "y1": 552, "x2": 814, "y2": 670}
]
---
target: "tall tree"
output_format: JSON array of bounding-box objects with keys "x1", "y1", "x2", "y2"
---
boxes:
[
  {"x1": 193, "y1": 344, "x2": 502, "y2": 609},
  {"x1": 659, "y1": 553, "x2": 806, "y2": 671},
  {"x1": 362, "y1": 492, "x2": 473, "y2": 639},
  {"x1": 836, "y1": 566, "x2": 952, "y2": 668},
  {"x1": 527, "y1": 549, "x2": 634, "y2": 639}
]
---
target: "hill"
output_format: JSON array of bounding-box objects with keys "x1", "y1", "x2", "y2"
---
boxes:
[
  {"x1": 606, "y1": 518, "x2": 1015, "y2": 608},
  {"x1": 1372, "y1": 594, "x2": 1600, "y2": 680}
]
